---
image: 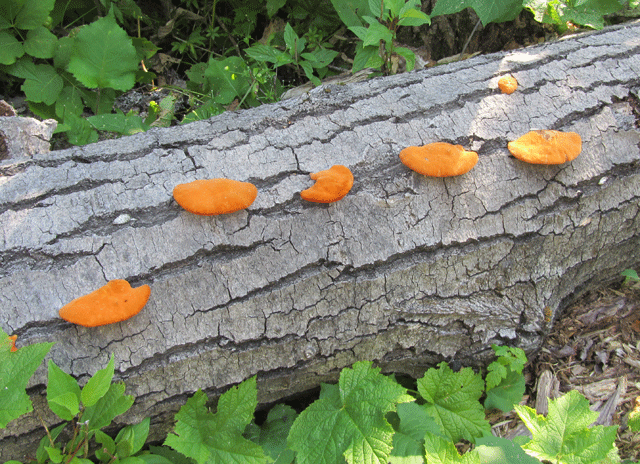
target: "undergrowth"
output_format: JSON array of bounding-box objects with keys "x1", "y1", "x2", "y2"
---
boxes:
[
  {"x1": 2, "y1": 327, "x2": 639, "y2": 464},
  {"x1": 1, "y1": 0, "x2": 638, "y2": 145}
]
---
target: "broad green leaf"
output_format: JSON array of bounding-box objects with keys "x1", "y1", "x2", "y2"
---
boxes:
[
  {"x1": 417, "y1": 362, "x2": 490, "y2": 443},
  {"x1": 484, "y1": 370, "x2": 525, "y2": 413},
  {"x1": 46, "y1": 360, "x2": 81, "y2": 421},
  {"x1": 20, "y1": 63, "x2": 63, "y2": 105},
  {"x1": 474, "y1": 436, "x2": 542, "y2": 464},
  {"x1": 54, "y1": 36, "x2": 74, "y2": 69},
  {"x1": 0, "y1": 328, "x2": 53, "y2": 428},
  {"x1": 203, "y1": 56, "x2": 251, "y2": 105},
  {"x1": 147, "y1": 445, "x2": 197, "y2": 464},
  {"x1": 524, "y1": 0, "x2": 624, "y2": 29},
  {"x1": 431, "y1": 0, "x2": 523, "y2": 25},
  {"x1": 82, "y1": 381, "x2": 134, "y2": 431},
  {"x1": 330, "y1": 0, "x2": 373, "y2": 28},
  {"x1": 164, "y1": 377, "x2": 267, "y2": 464},
  {"x1": 14, "y1": 0, "x2": 56, "y2": 30},
  {"x1": 288, "y1": 361, "x2": 414, "y2": 464},
  {"x1": 352, "y1": 43, "x2": 382, "y2": 72},
  {"x1": 81, "y1": 87, "x2": 116, "y2": 115},
  {"x1": 244, "y1": 44, "x2": 292, "y2": 66},
  {"x1": 45, "y1": 446, "x2": 63, "y2": 463},
  {"x1": 361, "y1": 16, "x2": 394, "y2": 46},
  {"x1": 389, "y1": 401, "x2": 443, "y2": 464},
  {"x1": 629, "y1": 397, "x2": 640, "y2": 432},
  {"x1": 283, "y1": 23, "x2": 300, "y2": 55},
  {"x1": 181, "y1": 99, "x2": 224, "y2": 125},
  {"x1": 56, "y1": 112, "x2": 98, "y2": 145},
  {"x1": 67, "y1": 14, "x2": 139, "y2": 90},
  {"x1": 87, "y1": 111, "x2": 150, "y2": 135},
  {"x1": 81, "y1": 354, "x2": 115, "y2": 407},
  {"x1": 95, "y1": 429, "x2": 116, "y2": 461},
  {"x1": 423, "y1": 431, "x2": 481, "y2": 464},
  {"x1": 116, "y1": 417, "x2": 150, "y2": 457},
  {"x1": 398, "y1": 8, "x2": 431, "y2": 26},
  {"x1": 132, "y1": 37, "x2": 159, "y2": 61},
  {"x1": 384, "y1": 0, "x2": 405, "y2": 17},
  {"x1": 36, "y1": 423, "x2": 66, "y2": 463},
  {"x1": 267, "y1": 0, "x2": 287, "y2": 16},
  {"x1": 300, "y1": 48, "x2": 339, "y2": 68},
  {"x1": 0, "y1": 31, "x2": 24, "y2": 65},
  {"x1": 55, "y1": 84, "x2": 84, "y2": 119},
  {"x1": 515, "y1": 390, "x2": 620, "y2": 463},
  {"x1": 248, "y1": 404, "x2": 297, "y2": 464},
  {"x1": 24, "y1": 26, "x2": 58, "y2": 58},
  {"x1": 395, "y1": 46, "x2": 416, "y2": 71}
]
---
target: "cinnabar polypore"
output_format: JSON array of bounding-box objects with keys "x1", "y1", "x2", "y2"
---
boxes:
[
  {"x1": 300, "y1": 165, "x2": 354, "y2": 203},
  {"x1": 173, "y1": 179, "x2": 258, "y2": 215},
  {"x1": 7, "y1": 335, "x2": 17, "y2": 352},
  {"x1": 508, "y1": 130, "x2": 582, "y2": 164},
  {"x1": 59, "y1": 280, "x2": 151, "y2": 327},
  {"x1": 498, "y1": 75, "x2": 518, "y2": 94},
  {"x1": 399, "y1": 142, "x2": 478, "y2": 177}
]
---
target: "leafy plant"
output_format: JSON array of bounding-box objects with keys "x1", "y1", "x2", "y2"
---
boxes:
[
  {"x1": 523, "y1": 0, "x2": 629, "y2": 30},
  {"x1": 331, "y1": 0, "x2": 430, "y2": 73},
  {"x1": 484, "y1": 344, "x2": 527, "y2": 413},
  {"x1": 430, "y1": 0, "x2": 524, "y2": 26},
  {"x1": 621, "y1": 268, "x2": 640, "y2": 285}
]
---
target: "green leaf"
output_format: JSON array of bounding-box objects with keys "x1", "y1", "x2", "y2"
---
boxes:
[
  {"x1": 55, "y1": 84, "x2": 85, "y2": 119},
  {"x1": 515, "y1": 390, "x2": 620, "y2": 463},
  {"x1": 82, "y1": 381, "x2": 134, "y2": 431},
  {"x1": 82, "y1": 354, "x2": 115, "y2": 407},
  {"x1": 14, "y1": 0, "x2": 56, "y2": 30},
  {"x1": 164, "y1": 377, "x2": 267, "y2": 464},
  {"x1": 474, "y1": 436, "x2": 542, "y2": 464},
  {"x1": 116, "y1": 417, "x2": 150, "y2": 457},
  {"x1": 46, "y1": 360, "x2": 81, "y2": 421},
  {"x1": 0, "y1": 31, "x2": 24, "y2": 65},
  {"x1": 45, "y1": 446, "x2": 63, "y2": 463},
  {"x1": 267, "y1": 0, "x2": 287, "y2": 16},
  {"x1": 524, "y1": 0, "x2": 623, "y2": 29},
  {"x1": 132, "y1": 37, "x2": 159, "y2": 61},
  {"x1": 417, "y1": 362, "x2": 490, "y2": 443},
  {"x1": 431, "y1": 0, "x2": 523, "y2": 25},
  {"x1": 248, "y1": 404, "x2": 297, "y2": 464},
  {"x1": 81, "y1": 87, "x2": 116, "y2": 115},
  {"x1": 0, "y1": 328, "x2": 53, "y2": 428},
  {"x1": 147, "y1": 445, "x2": 197, "y2": 464},
  {"x1": 352, "y1": 43, "x2": 382, "y2": 72},
  {"x1": 67, "y1": 14, "x2": 139, "y2": 90},
  {"x1": 300, "y1": 48, "x2": 340, "y2": 68},
  {"x1": 423, "y1": 431, "x2": 481, "y2": 464},
  {"x1": 87, "y1": 111, "x2": 150, "y2": 135},
  {"x1": 329, "y1": 0, "x2": 373, "y2": 28},
  {"x1": 36, "y1": 423, "x2": 65, "y2": 463},
  {"x1": 57, "y1": 113, "x2": 99, "y2": 145},
  {"x1": 283, "y1": 23, "x2": 300, "y2": 55},
  {"x1": 361, "y1": 16, "x2": 394, "y2": 46},
  {"x1": 245, "y1": 44, "x2": 293, "y2": 66},
  {"x1": 395, "y1": 46, "x2": 416, "y2": 71},
  {"x1": 53, "y1": 36, "x2": 74, "y2": 70},
  {"x1": 20, "y1": 63, "x2": 63, "y2": 105},
  {"x1": 288, "y1": 361, "x2": 414, "y2": 464},
  {"x1": 621, "y1": 269, "x2": 640, "y2": 283},
  {"x1": 629, "y1": 397, "x2": 640, "y2": 432},
  {"x1": 389, "y1": 401, "x2": 443, "y2": 464},
  {"x1": 181, "y1": 99, "x2": 224, "y2": 125},
  {"x1": 95, "y1": 429, "x2": 116, "y2": 461},
  {"x1": 398, "y1": 7, "x2": 431, "y2": 26},
  {"x1": 23, "y1": 26, "x2": 58, "y2": 58},
  {"x1": 484, "y1": 370, "x2": 525, "y2": 413},
  {"x1": 203, "y1": 56, "x2": 251, "y2": 105}
]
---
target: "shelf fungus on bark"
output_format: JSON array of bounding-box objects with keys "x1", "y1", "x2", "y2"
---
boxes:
[
  {"x1": 498, "y1": 75, "x2": 518, "y2": 94},
  {"x1": 59, "y1": 280, "x2": 151, "y2": 327},
  {"x1": 173, "y1": 179, "x2": 258, "y2": 215},
  {"x1": 7, "y1": 335, "x2": 17, "y2": 352},
  {"x1": 399, "y1": 142, "x2": 478, "y2": 177},
  {"x1": 300, "y1": 165, "x2": 354, "y2": 203},
  {"x1": 508, "y1": 130, "x2": 582, "y2": 165}
]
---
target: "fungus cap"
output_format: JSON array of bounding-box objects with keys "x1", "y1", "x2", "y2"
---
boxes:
[
  {"x1": 508, "y1": 130, "x2": 582, "y2": 164},
  {"x1": 59, "y1": 280, "x2": 151, "y2": 327},
  {"x1": 8, "y1": 335, "x2": 17, "y2": 352},
  {"x1": 300, "y1": 165, "x2": 354, "y2": 203},
  {"x1": 498, "y1": 75, "x2": 518, "y2": 94},
  {"x1": 173, "y1": 179, "x2": 258, "y2": 215},
  {"x1": 399, "y1": 142, "x2": 478, "y2": 177}
]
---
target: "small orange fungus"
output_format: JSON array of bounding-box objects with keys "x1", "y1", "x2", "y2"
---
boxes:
[
  {"x1": 300, "y1": 165, "x2": 354, "y2": 203},
  {"x1": 59, "y1": 280, "x2": 151, "y2": 327},
  {"x1": 8, "y1": 335, "x2": 17, "y2": 352},
  {"x1": 507, "y1": 130, "x2": 582, "y2": 165},
  {"x1": 399, "y1": 142, "x2": 478, "y2": 177},
  {"x1": 498, "y1": 75, "x2": 518, "y2": 94},
  {"x1": 173, "y1": 179, "x2": 258, "y2": 215}
]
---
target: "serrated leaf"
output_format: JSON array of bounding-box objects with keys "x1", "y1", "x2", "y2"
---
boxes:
[
  {"x1": 14, "y1": 0, "x2": 56, "y2": 30},
  {"x1": 55, "y1": 84, "x2": 84, "y2": 119},
  {"x1": 0, "y1": 328, "x2": 53, "y2": 428},
  {"x1": 249, "y1": 404, "x2": 297, "y2": 464},
  {"x1": 515, "y1": 390, "x2": 620, "y2": 463},
  {"x1": 46, "y1": 360, "x2": 81, "y2": 421},
  {"x1": 87, "y1": 111, "x2": 149, "y2": 135},
  {"x1": 417, "y1": 362, "x2": 490, "y2": 443},
  {"x1": 82, "y1": 354, "x2": 115, "y2": 407},
  {"x1": 57, "y1": 112, "x2": 99, "y2": 145},
  {"x1": 431, "y1": 0, "x2": 523, "y2": 24},
  {"x1": 484, "y1": 370, "x2": 525, "y2": 413},
  {"x1": 67, "y1": 14, "x2": 139, "y2": 90},
  {"x1": 164, "y1": 377, "x2": 267, "y2": 464},
  {"x1": 20, "y1": 63, "x2": 63, "y2": 105},
  {"x1": 203, "y1": 56, "x2": 251, "y2": 105},
  {"x1": 288, "y1": 361, "x2": 413, "y2": 464},
  {"x1": 0, "y1": 31, "x2": 24, "y2": 65},
  {"x1": 389, "y1": 401, "x2": 443, "y2": 464},
  {"x1": 424, "y1": 431, "x2": 481, "y2": 464},
  {"x1": 23, "y1": 26, "x2": 58, "y2": 58},
  {"x1": 82, "y1": 381, "x2": 134, "y2": 431},
  {"x1": 523, "y1": 0, "x2": 623, "y2": 29},
  {"x1": 352, "y1": 43, "x2": 383, "y2": 72},
  {"x1": 475, "y1": 436, "x2": 542, "y2": 463},
  {"x1": 148, "y1": 445, "x2": 197, "y2": 464}
]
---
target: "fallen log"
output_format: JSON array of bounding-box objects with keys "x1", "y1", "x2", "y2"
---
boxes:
[{"x1": 2, "y1": 20, "x2": 640, "y2": 460}]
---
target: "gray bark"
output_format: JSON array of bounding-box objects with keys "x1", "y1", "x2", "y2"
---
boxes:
[{"x1": 2, "y1": 20, "x2": 640, "y2": 460}]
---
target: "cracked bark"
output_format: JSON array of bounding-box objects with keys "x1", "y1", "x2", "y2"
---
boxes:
[{"x1": 2, "y1": 21, "x2": 640, "y2": 459}]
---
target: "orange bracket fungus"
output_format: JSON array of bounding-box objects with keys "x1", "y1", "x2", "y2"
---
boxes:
[
  {"x1": 59, "y1": 280, "x2": 151, "y2": 327},
  {"x1": 498, "y1": 75, "x2": 518, "y2": 94},
  {"x1": 8, "y1": 335, "x2": 17, "y2": 352},
  {"x1": 508, "y1": 130, "x2": 582, "y2": 165},
  {"x1": 173, "y1": 179, "x2": 258, "y2": 215},
  {"x1": 300, "y1": 165, "x2": 354, "y2": 203},
  {"x1": 399, "y1": 142, "x2": 478, "y2": 177}
]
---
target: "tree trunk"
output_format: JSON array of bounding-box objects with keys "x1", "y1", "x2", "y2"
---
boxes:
[{"x1": 2, "y1": 21, "x2": 640, "y2": 460}]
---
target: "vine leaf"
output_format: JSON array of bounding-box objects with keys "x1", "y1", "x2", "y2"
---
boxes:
[{"x1": 288, "y1": 360, "x2": 414, "y2": 464}]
